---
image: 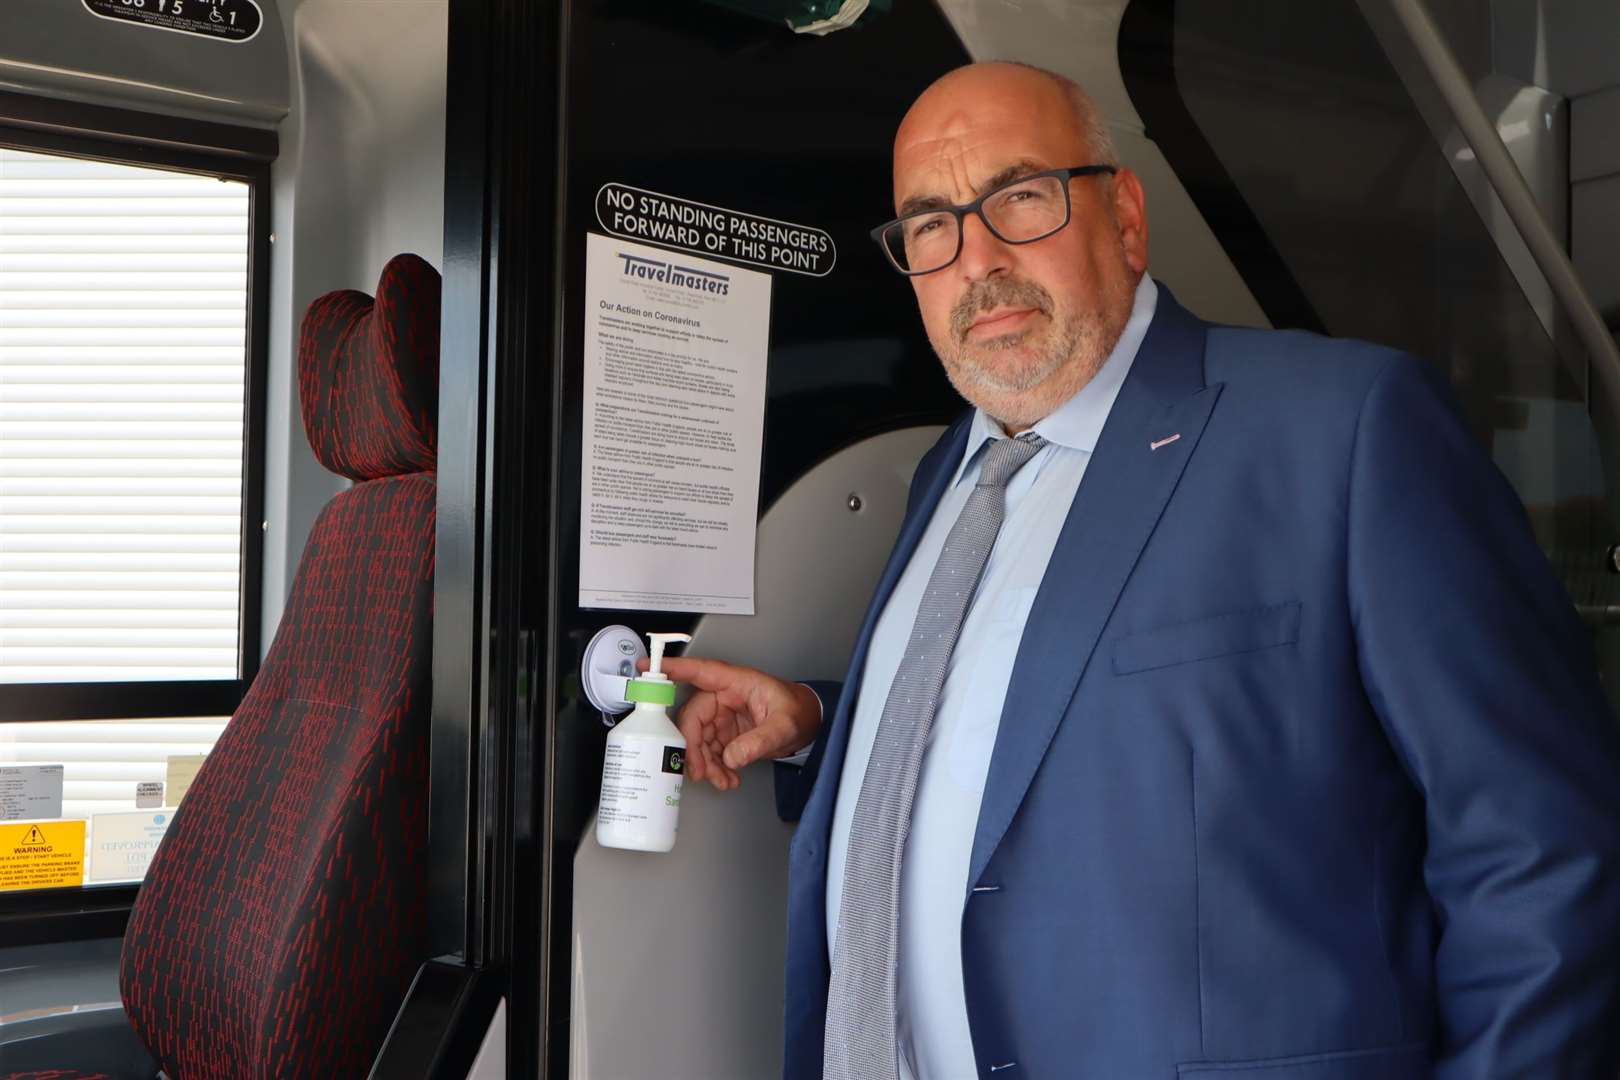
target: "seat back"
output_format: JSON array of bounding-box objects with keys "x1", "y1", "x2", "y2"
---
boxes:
[{"x1": 117, "y1": 254, "x2": 442, "y2": 1079}]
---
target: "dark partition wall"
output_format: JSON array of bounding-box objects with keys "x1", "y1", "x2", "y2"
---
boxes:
[{"x1": 509, "y1": 4, "x2": 973, "y2": 1074}]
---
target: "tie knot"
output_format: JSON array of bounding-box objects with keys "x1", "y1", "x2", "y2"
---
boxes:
[{"x1": 976, "y1": 433, "x2": 1047, "y2": 489}]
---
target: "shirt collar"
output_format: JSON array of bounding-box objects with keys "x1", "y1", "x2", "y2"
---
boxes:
[{"x1": 950, "y1": 272, "x2": 1159, "y2": 488}]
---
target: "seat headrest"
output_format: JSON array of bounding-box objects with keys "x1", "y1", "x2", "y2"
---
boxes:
[{"x1": 298, "y1": 253, "x2": 441, "y2": 481}]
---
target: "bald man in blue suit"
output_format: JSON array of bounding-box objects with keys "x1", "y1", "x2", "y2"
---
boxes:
[{"x1": 657, "y1": 62, "x2": 1620, "y2": 1079}]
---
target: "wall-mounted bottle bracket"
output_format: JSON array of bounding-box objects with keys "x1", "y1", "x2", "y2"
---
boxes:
[{"x1": 581, "y1": 623, "x2": 648, "y2": 719}]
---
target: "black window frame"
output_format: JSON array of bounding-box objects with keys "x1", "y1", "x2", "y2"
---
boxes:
[{"x1": 0, "y1": 91, "x2": 275, "y2": 941}]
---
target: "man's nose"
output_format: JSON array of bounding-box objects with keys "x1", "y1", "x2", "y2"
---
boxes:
[{"x1": 955, "y1": 211, "x2": 1012, "y2": 281}]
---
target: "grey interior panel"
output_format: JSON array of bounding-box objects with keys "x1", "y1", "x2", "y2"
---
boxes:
[
  {"x1": 260, "y1": 0, "x2": 448, "y2": 647},
  {"x1": 1571, "y1": 85, "x2": 1620, "y2": 327},
  {"x1": 1575, "y1": 175, "x2": 1620, "y2": 323},
  {"x1": 0, "y1": 0, "x2": 288, "y2": 126},
  {"x1": 0, "y1": 938, "x2": 155, "y2": 1076},
  {"x1": 1526, "y1": 1, "x2": 1620, "y2": 99},
  {"x1": 0, "y1": 938, "x2": 121, "y2": 1024},
  {"x1": 569, "y1": 425, "x2": 945, "y2": 1080},
  {"x1": 1571, "y1": 85, "x2": 1620, "y2": 183}
]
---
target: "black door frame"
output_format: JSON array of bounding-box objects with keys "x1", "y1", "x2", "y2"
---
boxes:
[{"x1": 403, "y1": 0, "x2": 567, "y2": 1074}]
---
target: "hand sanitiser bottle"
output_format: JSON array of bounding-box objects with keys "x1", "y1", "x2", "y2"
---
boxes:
[{"x1": 596, "y1": 632, "x2": 691, "y2": 853}]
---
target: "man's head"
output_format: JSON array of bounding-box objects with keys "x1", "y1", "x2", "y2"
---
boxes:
[{"x1": 890, "y1": 62, "x2": 1149, "y2": 431}]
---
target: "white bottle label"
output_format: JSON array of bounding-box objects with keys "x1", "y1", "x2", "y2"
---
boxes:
[{"x1": 597, "y1": 732, "x2": 684, "y2": 851}]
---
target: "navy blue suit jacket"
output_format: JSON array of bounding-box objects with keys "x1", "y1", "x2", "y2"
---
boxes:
[{"x1": 777, "y1": 292, "x2": 1620, "y2": 1079}]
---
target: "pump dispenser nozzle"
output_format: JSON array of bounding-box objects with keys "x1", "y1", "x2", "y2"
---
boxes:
[
  {"x1": 624, "y1": 632, "x2": 691, "y2": 706},
  {"x1": 645, "y1": 632, "x2": 692, "y2": 678}
]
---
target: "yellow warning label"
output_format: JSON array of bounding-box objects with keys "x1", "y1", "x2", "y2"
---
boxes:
[{"x1": 0, "y1": 820, "x2": 86, "y2": 891}]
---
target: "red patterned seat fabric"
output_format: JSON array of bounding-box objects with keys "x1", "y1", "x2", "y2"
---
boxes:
[{"x1": 90, "y1": 253, "x2": 441, "y2": 1080}]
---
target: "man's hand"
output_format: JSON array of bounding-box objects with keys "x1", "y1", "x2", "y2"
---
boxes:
[{"x1": 644, "y1": 656, "x2": 822, "y2": 791}]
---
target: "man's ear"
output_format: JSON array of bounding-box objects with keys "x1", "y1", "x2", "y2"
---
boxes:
[{"x1": 1111, "y1": 167, "x2": 1149, "y2": 274}]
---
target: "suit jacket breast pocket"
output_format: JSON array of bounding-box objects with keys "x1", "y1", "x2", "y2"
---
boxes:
[{"x1": 1112, "y1": 602, "x2": 1302, "y2": 676}]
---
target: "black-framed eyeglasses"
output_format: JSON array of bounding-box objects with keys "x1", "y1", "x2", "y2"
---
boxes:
[{"x1": 870, "y1": 164, "x2": 1118, "y2": 276}]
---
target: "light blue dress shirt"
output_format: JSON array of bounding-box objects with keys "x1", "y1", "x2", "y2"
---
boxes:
[{"x1": 824, "y1": 274, "x2": 1159, "y2": 1079}]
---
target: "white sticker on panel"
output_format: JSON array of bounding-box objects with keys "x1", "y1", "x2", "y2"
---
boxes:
[
  {"x1": 88, "y1": 810, "x2": 173, "y2": 883},
  {"x1": 0, "y1": 764, "x2": 65, "y2": 821}
]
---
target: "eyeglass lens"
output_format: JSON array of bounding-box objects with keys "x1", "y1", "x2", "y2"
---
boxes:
[{"x1": 881, "y1": 173, "x2": 1071, "y2": 274}]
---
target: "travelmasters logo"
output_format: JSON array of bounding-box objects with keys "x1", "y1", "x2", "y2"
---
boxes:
[{"x1": 618, "y1": 253, "x2": 730, "y2": 296}]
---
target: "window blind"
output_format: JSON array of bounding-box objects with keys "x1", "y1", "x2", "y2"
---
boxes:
[
  {"x1": 0, "y1": 147, "x2": 250, "y2": 683},
  {"x1": 0, "y1": 716, "x2": 228, "y2": 819}
]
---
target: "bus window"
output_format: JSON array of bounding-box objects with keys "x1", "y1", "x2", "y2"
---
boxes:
[{"x1": 0, "y1": 142, "x2": 265, "y2": 894}]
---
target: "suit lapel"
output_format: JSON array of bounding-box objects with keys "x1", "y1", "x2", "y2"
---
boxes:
[{"x1": 968, "y1": 292, "x2": 1221, "y2": 888}]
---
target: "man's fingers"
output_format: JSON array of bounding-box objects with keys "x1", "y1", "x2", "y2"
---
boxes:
[
  {"x1": 684, "y1": 736, "x2": 707, "y2": 783},
  {"x1": 722, "y1": 733, "x2": 755, "y2": 771},
  {"x1": 655, "y1": 656, "x2": 805, "y2": 789},
  {"x1": 722, "y1": 724, "x2": 793, "y2": 771},
  {"x1": 696, "y1": 740, "x2": 725, "y2": 788},
  {"x1": 647, "y1": 655, "x2": 748, "y2": 693},
  {"x1": 675, "y1": 694, "x2": 717, "y2": 782},
  {"x1": 708, "y1": 728, "x2": 741, "y2": 789},
  {"x1": 703, "y1": 738, "x2": 741, "y2": 790},
  {"x1": 686, "y1": 716, "x2": 738, "y2": 791}
]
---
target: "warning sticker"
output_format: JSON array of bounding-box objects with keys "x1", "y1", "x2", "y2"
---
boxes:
[{"x1": 0, "y1": 820, "x2": 86, "y2": 892}]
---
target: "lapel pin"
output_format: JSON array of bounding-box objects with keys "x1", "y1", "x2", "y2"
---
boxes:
[{"x1": 1150, "y1": 433, "x2": 1182, "y2": 451}]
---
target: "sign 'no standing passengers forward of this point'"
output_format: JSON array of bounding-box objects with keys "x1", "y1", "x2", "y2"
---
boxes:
[{"x1": 595, "y1": 183, "x2": 835, "y2": 278}]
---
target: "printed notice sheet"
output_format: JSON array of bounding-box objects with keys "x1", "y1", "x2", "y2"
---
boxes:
[{"x1": 579, "y1": 232, "x2": 771, "y2": 614}]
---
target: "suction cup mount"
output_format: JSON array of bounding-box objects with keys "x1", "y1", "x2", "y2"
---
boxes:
[{"x1": 581, "y1": 624, "x2": 647, "y2": 715}]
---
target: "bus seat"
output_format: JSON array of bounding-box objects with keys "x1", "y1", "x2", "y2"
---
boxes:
[{"x1": 0, "y1": 253, "x2": 442, "y2": 1080}]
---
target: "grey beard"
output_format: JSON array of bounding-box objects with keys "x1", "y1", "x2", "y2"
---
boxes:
[
  {"x1": 946, "y1": 316, "x2": 1081, "y2": 395},
  {"x1": 948, "y1": 276, "x2": 1056, "y2": 341},
  {"x1": 937, "y1": 276, "x2": 1134, "y2": 426}
]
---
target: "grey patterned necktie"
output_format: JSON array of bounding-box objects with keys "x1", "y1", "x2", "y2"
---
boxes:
[{"x1": 824, "y1": 432, "x2": 1048, "y2": 1080}]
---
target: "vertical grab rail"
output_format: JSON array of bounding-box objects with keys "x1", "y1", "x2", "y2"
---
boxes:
[{"x1": 1358, "y1": 0, "x2": 1620, "y2": 522}]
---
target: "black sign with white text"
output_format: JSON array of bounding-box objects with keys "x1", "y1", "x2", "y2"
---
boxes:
[
  {"x1": 82, "y1": 0, "x2": 263, "y2": 44},
  {"x1": 595, "y1": 183, "x2": 835, "y2": 278}
]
